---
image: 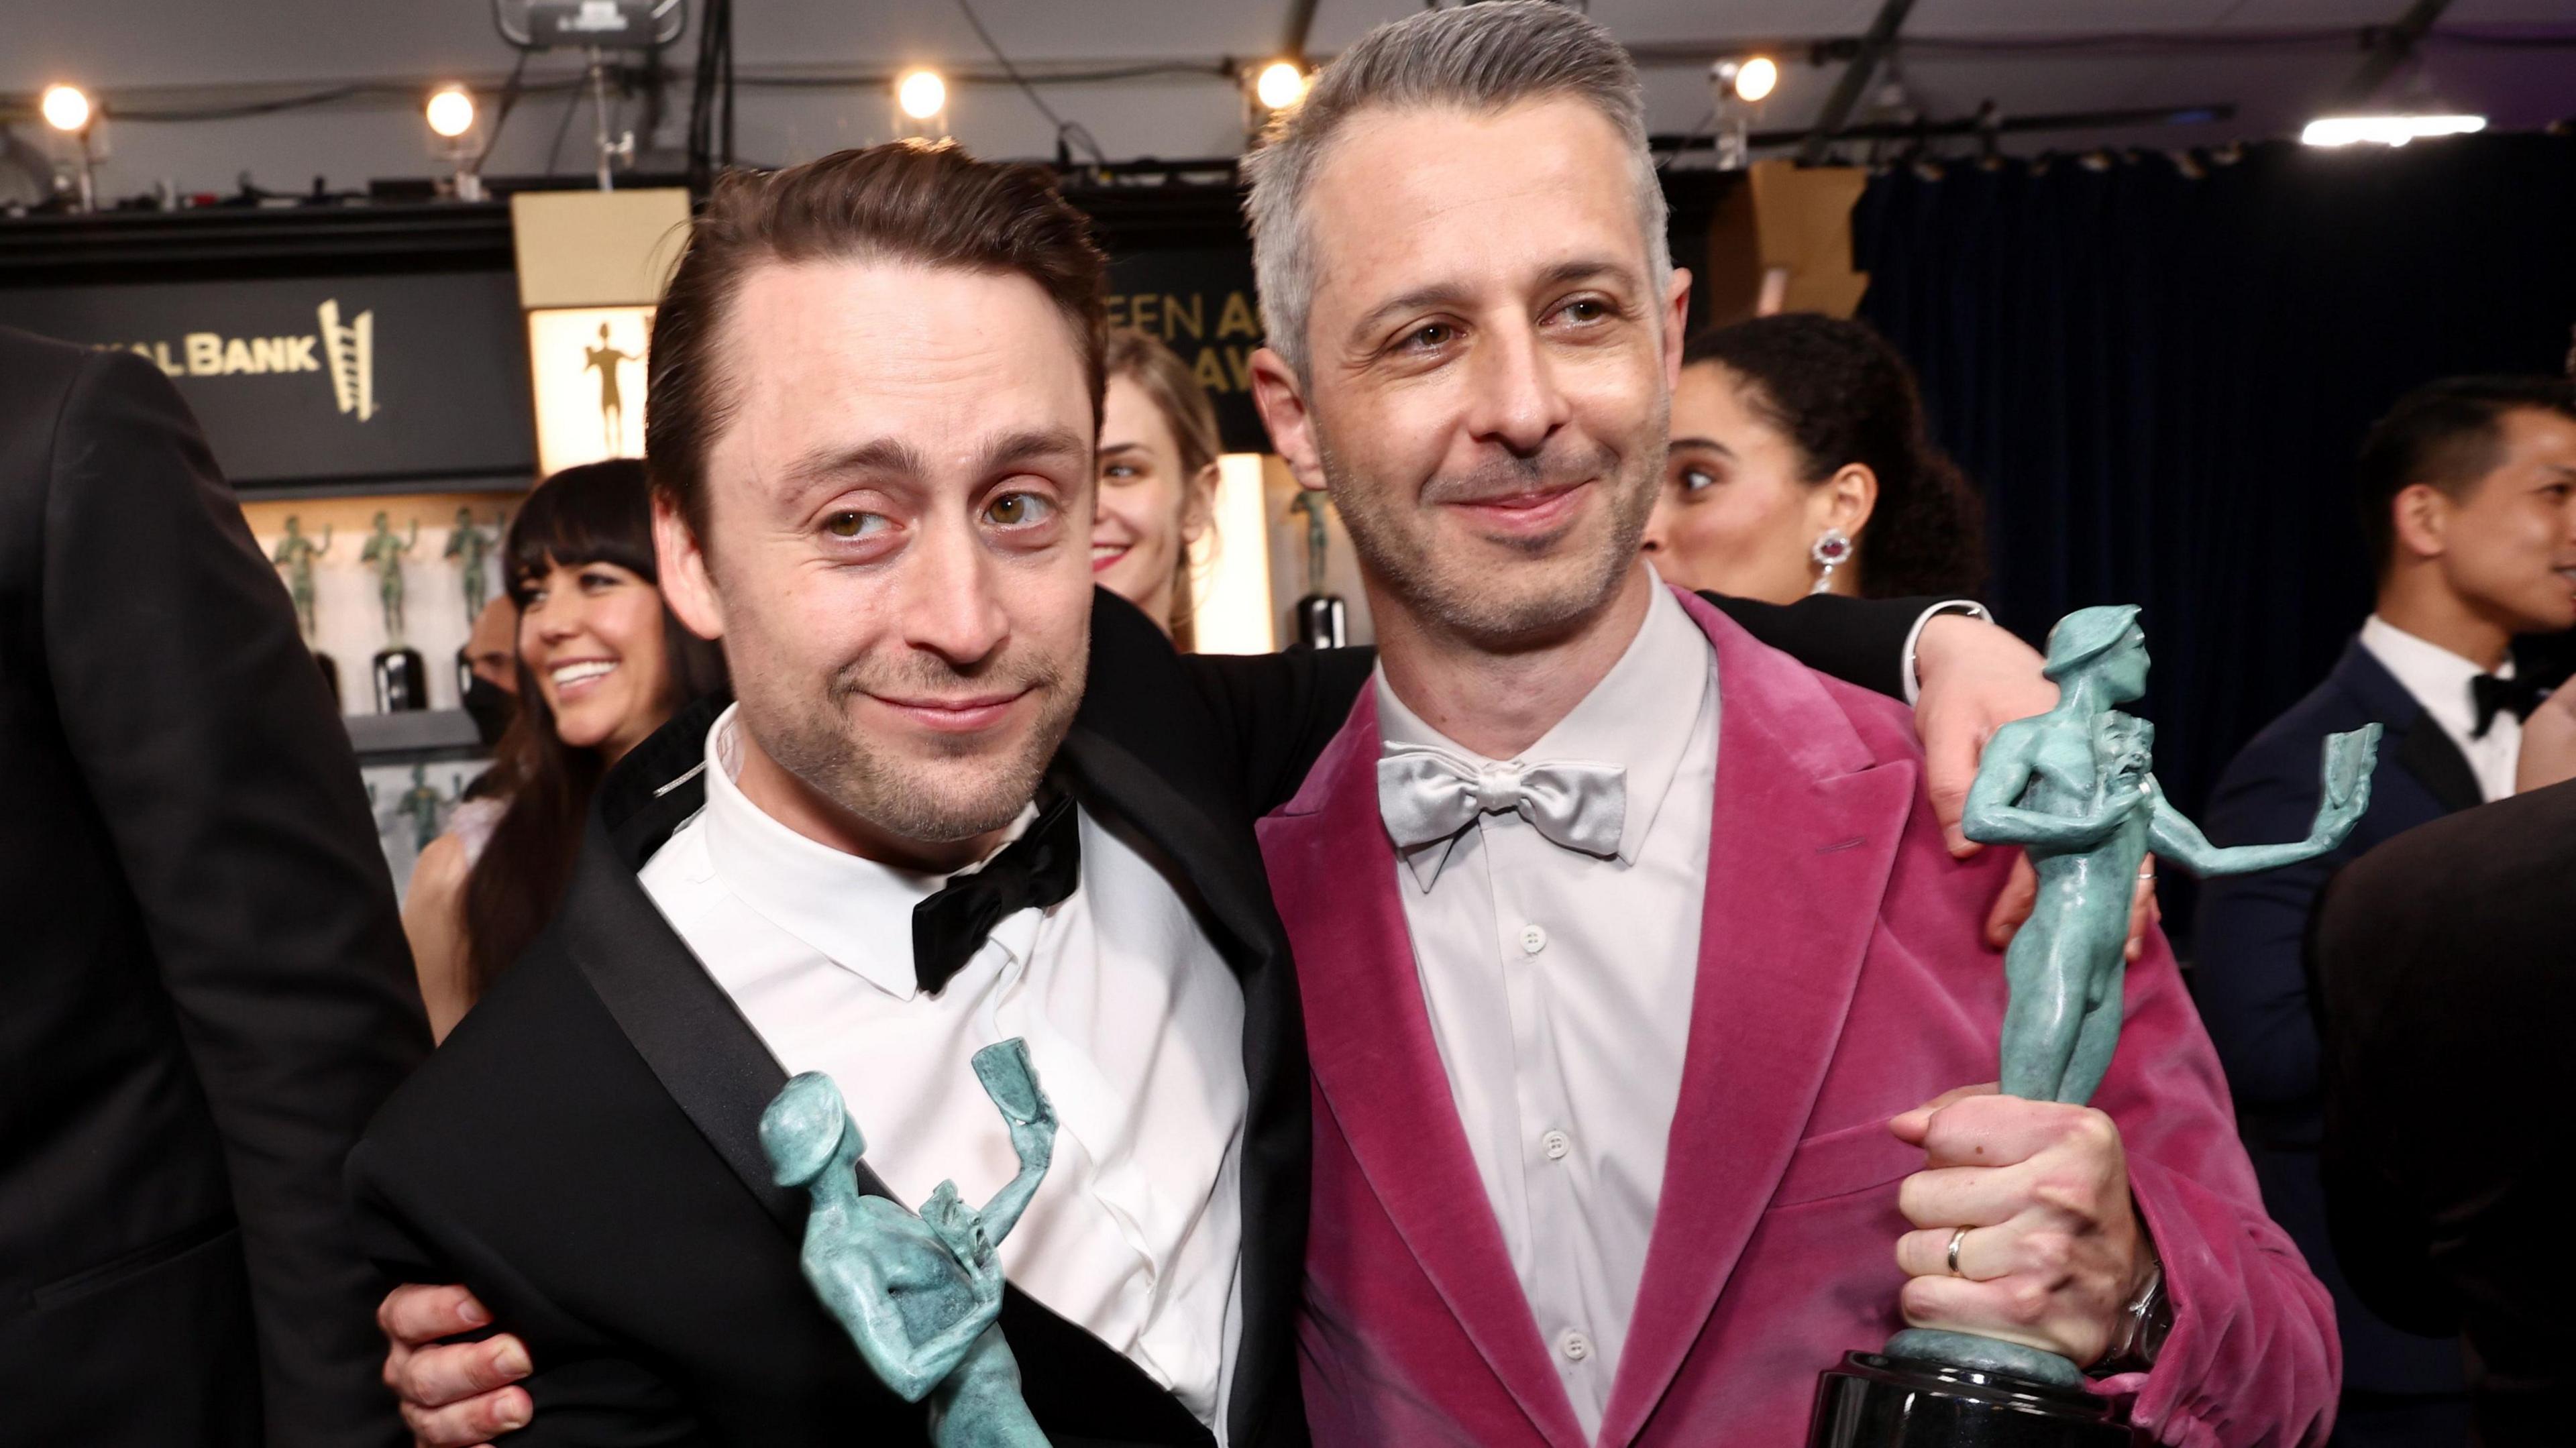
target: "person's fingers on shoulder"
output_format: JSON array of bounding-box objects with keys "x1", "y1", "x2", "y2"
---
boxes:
[
  {"x1": 398, "y1": 1336, "x2": 533, "y2": 1411},
  {"x1": 1983, "y1": 856, "x2": 2037, "y2": 948},
  {"x1": 382, "y1": 1282, "x2": 491, "y2": 1347},
  {"x1": 401, "y1": 1383, "x2": 532, "y2": 1448},
  {"x1": 1917, "y1": 702, "x2": 1984, "y2": 858},
  {"x1": 2124, "y1": 856, "x2": 2158, "y2": 962}
]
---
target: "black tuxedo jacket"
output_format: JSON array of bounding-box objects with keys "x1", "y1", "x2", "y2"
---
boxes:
[
  {"x1": 2197, "y1": 636, "x2": 2477, "y2": 1394},
  {"x1": 0, "y1": 326, "x2": 429, "y2": 1446},
  {"x1": 348, "y1": 584, "x2": 1936, "y2": 1445},
  {"x1": 2314, "y1": 778, "x2": 2576, "y2": 1445}
]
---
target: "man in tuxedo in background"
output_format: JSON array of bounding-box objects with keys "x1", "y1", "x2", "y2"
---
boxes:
[
  {"x1": 0, "y1": 323, "x2": 429, "y2": 1445},
  {"x1": 2199, "y1": 375, "x2": 2576, "y2": 1445},
  {"x1": 2312, "y1": 777, "x2": 2576, "y2": 1447}
]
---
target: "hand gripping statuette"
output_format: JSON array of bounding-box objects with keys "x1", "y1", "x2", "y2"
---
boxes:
[
  {"x1": 761, "y1": 1039, "x2": 1057, "y2": 1448},
  {"x1": 1811, "y1": 606, "x2": 2379, "y2": 1447}
]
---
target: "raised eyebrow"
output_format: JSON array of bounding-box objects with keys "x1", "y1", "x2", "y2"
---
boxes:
[
  {"x1": 781, "y1": 437, "x2": 929, "y2": 494},
  {"x1": 981, "y1": 425, "x2": 1092, "y2": 478}
]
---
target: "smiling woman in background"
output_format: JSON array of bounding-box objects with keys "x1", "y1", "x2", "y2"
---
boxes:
[
  {"x1": 1644, "y1": 313, "x2": 1986, "y2": 604},
  {"x1": 401, "y1": 459, "x2": 727, "y2": 1039},
  {"x1": 1092, "y1": 329, "x2": 1220, "y2": 647}
]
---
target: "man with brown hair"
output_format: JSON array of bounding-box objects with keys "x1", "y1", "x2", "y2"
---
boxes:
[{"x1": 347, "y1": 140, "x2": 1295, "y2": 1447}]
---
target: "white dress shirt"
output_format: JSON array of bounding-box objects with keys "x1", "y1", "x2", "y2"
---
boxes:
[
  {"x1": 638, "y1": 706, "x2": 1247, "y2": 1438},
  {"x1": 1375, "y1": 579, "x2": 1718, "y2": 1437},
  {"x1": 2359, "y1": 613, "x2": 2522, "y2": 802}
]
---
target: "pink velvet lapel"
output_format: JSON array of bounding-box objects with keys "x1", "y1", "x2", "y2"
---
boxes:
[
  {"x1": 1261, "y1": 686, "x2": 1592, "y2": 1448},
  {"x1": 1596, "y1": 590, "x2": 1917, "y2": 1446}
]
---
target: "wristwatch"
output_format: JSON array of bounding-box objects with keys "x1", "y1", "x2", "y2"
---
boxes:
[{"x1": 2094, "y1": 1258, "x2": 2172, "y2": 1375}]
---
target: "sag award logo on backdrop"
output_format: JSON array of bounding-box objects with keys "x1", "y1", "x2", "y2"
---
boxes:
[{"x1": 118, "y1": 298, "x2": 378, "y2": 422}]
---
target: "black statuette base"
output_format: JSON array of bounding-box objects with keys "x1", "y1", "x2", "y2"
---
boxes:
[
  {"x1": 374, "y1": 647, "x2": 429, "y2": 714},
  {"x1": 1810, "y1": 1351, "x2": 2135, "y2": 1447},
  {"x1": 1293, "y1": 594, "x2": 1348, "y2": 651}
]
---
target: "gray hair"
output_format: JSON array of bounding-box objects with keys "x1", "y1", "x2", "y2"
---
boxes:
[{"x1": 1241, "y1": 0, "x2": 1671, "y2": 376}]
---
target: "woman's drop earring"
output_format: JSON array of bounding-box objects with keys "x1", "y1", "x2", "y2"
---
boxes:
[{"x1": 1809, "y1": 528, "x2": 1854, "y2": 595}]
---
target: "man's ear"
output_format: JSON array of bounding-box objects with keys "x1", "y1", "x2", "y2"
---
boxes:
[
  {"x1": 653, "y1": 491, "x2": 727, "y2": 641},
  {"x1": 1662, "y1": 266, "x2": 1694, "y2": 390},
  {"x1": 2391, "y1": 482, "x2": 2451, "y2": 561},
  {"x1": 1249, "y1": 346, "x2": 1330, "y2": 494}
]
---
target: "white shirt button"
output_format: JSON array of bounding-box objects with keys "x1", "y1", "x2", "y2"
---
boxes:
[
  {"x1": 1542, "y1": 1129, "x2": 1571, "y2": 1161},
  {"x1": 1521, "y1": 924, "x2": 1548, "y2": 955},
  {"x1": 1559, "y1": 1329, "x2": 1593, "y2": 1362}
]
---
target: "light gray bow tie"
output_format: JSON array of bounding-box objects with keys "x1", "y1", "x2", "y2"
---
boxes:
[{"x1": 1377, "y1": 742, "x2": 1627, "y2": 888}]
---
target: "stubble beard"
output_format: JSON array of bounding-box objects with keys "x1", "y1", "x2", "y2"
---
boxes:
[
  {"x1": 753, "y1": 645, "x2": 1085, "y2": 846},
  {"x1": 1318, "y1": 421, "x2": 1665, "y2": 652}
]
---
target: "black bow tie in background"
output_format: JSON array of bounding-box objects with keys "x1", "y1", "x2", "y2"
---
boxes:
[
  {"x1": 910, "y1": 785, "x2": 1083, "y2": 996},
  {"x1": 2471, "y1": 672, "x2": 2551, "y2": 739}
]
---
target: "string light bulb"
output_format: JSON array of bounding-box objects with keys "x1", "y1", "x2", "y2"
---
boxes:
[
  {"x1": 1254, "y1": 60, "x2": 1309, "y2": 112},
  {"x1": 425, "y1": 86, "x2": 476, "y2": 140},
  {"x1": 896, "y1": 69, "x2": 947, "y2": 122},
  {"x1": 41, "y1": 84, "x2": 93, "y2": 134}
]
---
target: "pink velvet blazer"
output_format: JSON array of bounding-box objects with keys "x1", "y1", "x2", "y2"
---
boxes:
[{"x1": 1257, "y1": 588, "x2": 2337, "y2": 1448}]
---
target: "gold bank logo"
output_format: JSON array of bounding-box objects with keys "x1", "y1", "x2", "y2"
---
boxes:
[{"x1": 119, "y1": 299, "x2": 378, "y2": 422}]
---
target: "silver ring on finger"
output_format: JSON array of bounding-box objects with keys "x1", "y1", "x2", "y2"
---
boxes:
[{"x1": 1946, "y1": 1225, "x2": 1972, "y2": 1278}]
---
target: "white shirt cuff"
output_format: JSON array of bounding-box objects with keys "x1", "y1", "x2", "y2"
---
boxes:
[{"x1": 1902, "y1": 600, "x2": 1990, "y2": 707}]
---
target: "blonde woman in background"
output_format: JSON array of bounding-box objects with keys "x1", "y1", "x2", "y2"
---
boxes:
[{"x1": 1092, "y1": 329, "x2": 1220, "y2": 647}]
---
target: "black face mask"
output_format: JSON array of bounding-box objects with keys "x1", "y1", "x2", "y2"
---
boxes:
[{"x1": 462, "y1": 671, "x2": 517, "y2": 747}]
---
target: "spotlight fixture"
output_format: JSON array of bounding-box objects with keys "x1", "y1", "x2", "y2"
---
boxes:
[
  {"x1": 1730, "y1": 56, "x2": 1779, "y2": 104},
  {"x1": 896, "y1": 68, "x2": 947, "y2": 123},
  {"x1": 2301, "y1": 113, "x2": 2486, "y2": 148},
  {"x1": 41, "y1": 83, "x2": 94, "y2": 134},
  {"x1": 1254, "y1": 60, "x2": 1309, "y2": 113},
  {"x1": 426, "y1": 86, "x2": 477, "y2": 140}
]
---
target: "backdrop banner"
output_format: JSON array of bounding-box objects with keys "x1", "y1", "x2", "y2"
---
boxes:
[{"x1": 0, "y1": 270, "x2": 535, "y2": 490}]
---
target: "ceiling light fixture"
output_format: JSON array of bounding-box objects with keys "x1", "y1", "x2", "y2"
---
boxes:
[
  {"x1": 41, "y1": 84, "x2": 94, "y2": 134},
  {"x1": 1254, "y1": 60, "x2": 1309, "y2": 113},
  {"x1": 896, "y1": 68, "x2": 948, "y2": 123},
  {"x1": 2301, "y1": 113, "x2": 2486, "y2": 148}
]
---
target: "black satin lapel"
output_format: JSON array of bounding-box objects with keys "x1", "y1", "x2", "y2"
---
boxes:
[
  {"x1": 2397, "y1": 712, "x2": 2485, "y2": 814},
  {"x1": 560, "y1": 811, "x2": 911, "y2": 1235},
  {"x1": 1055, "y1": 725, "x2": 1283, "y2": 970}
]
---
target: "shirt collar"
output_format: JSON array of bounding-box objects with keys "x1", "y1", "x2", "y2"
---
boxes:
[
  {"x1": 2359, "y1": 613, "x2": 2512, "y2": 746},
  {"x1": 696, "y1": 704, "x2": 1040, "y2": 1001},
  {"x1": 1375, "y1": 574, "x2": 1715, "y2": 883}
]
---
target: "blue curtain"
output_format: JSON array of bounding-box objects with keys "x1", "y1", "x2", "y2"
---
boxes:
[{"x1": 1854, "y1": 133, "x2": 2576, "y2": 942}]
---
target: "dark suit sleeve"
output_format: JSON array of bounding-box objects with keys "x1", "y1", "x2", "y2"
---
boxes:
[
  {"x1": 2193, "y1": 741, "x2": 2341, "y2": 1113},
  {"x1": 1699, "y1": 591, "x2": 1964, "y2": 702},
  {"x1": 1175, "y1": 590, "x2": 1955, "y2": 816},
  {"x1": 40, "y1": 349, "x2": 431, "y2": 1447},
  {"x1": 345, "y1": 1146, "x2": 709, "y2": 1447},
  {"x1": 2312, "y1": 867, "x2": 2456, "y2": 1339}
]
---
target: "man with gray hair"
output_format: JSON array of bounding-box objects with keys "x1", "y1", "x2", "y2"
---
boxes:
[{"x1": 1243, "y1": 4, "x2": 2334, "y2": 1445}]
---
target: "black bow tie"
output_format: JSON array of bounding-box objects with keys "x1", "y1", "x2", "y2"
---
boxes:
[
  {"x1": 910, "y1": 785, "x2": 1083, "y2": 997},
  {"x1": 2471, "y1": 672, "x2": 2551, "y2": 740}
]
